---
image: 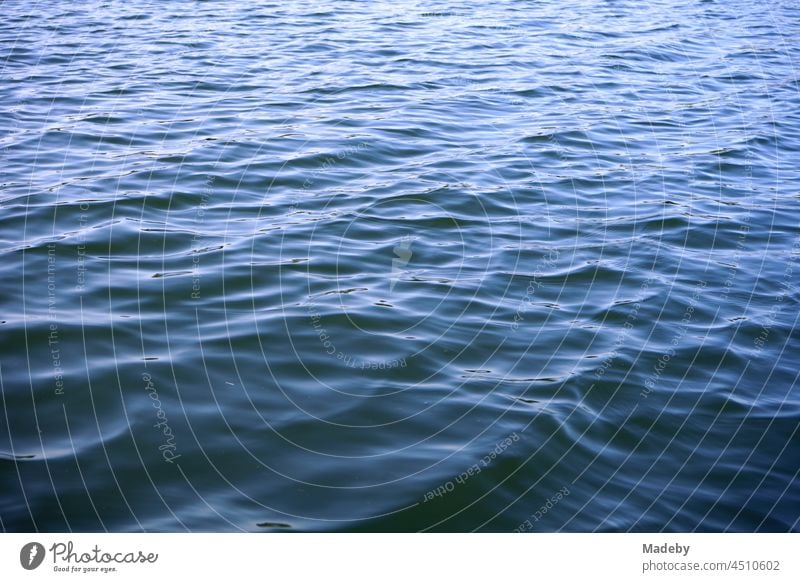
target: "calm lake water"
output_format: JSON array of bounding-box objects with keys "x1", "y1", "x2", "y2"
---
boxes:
[{"x1": 1, "y1": 0, "x2": 799, "y2": 532}]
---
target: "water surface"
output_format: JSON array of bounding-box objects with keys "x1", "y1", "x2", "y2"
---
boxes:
[{"x1": 1, "y1": 0, "x2": 799, "y2": 531}]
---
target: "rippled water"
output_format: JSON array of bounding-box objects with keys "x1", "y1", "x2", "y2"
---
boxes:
[{"x1": 2, "y1": 0, "x2": 799, "y2": 532}]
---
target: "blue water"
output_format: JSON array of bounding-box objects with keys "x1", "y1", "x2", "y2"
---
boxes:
[{"x1": 1, "y1": 0, "x2": 799, "y2": 532}]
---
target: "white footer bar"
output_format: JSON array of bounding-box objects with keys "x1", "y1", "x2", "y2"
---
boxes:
[{"x1": 2, "y1": 533, "x2": 796, "y2": 581}]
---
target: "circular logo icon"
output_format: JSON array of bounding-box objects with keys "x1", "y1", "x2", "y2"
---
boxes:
[{"x1": 20, "y1": 542, "x2": 45, "y2": 570}]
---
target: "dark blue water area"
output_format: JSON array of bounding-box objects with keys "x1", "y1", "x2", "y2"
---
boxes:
[{"x1": 1, "y1": 0, "x2": 799, "y2": 532}]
